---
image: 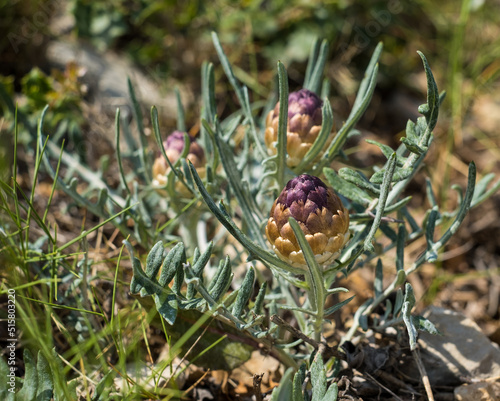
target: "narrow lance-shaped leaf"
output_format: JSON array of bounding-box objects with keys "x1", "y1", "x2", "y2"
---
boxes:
[
  {"x1": 288, "y1": 218, "x2": 325, "y2": 312},
  {"x1": 175, "y1": 87, "x2": 186, "y2": 132},
  {"x1": 209, "y1": 256, "x2": 232, "y2": 302},
  {"x1": 396, "y1": 222, "x2": 406, "y2": 271},
  {"x1": 16, "y1": 349, "x2": 37, "y2": 401},
  {"x1": 417, "y1": 51, "x2": 440, "y2": 143},
  {"x1": 187, "y1": 242, "x2": 214, "y2": 299},
  {"x1": 305, "y1": 39, "x2": 329, "y2": 95},
  {"x1": 364, "y1": 153, "x2": 397, "y2": 252},
  {"x1": 292, "y1": 364, "x2": 307, "y2": 401},
  {"x1": 324, "y1": 295, "x2": 355, "y2": 316},
  {"x1": 322, "y1": 383, "x2": 338, "y2": 401},
  {"x1": 276, "y1": 61, "x2": 288, "y2": 189},
  {"x1": 172, "y1": 251, "x2": 186, "y2": 295},
  {"x1": 251, "y1": 281, "x2": 267, "y2": 315},
  {"x1": 374, "y1": 259, "x2": 383, "y2": 298},
  {"x1": 36, "y1": 351, "x2": 53, "y2": 401},
  {"x1": 138, "y1": 241, "x2": 164, "y2": 296},
  {"x1": 158, "y1": 243, "x2": 185, "y2": 287},
  {"x1": 232, "y1": 266, "x2": 255, "y2": 318},
  {"x1": 311, "y1": 354, "x2": 327, "y2": 401},
  {"x1": 127, "y1": 78, "x2": 150, "y2": 183},
  {"x1": 339, "y1": 167, "x2": 380, "y2": 195},
  {"x1": 402, "y1": 283, "x2": 418, "y2": 350},
  {"x1": 211, "y1": 32, "x2": 266, "y2": 158},
  {"x1": 303, "y1": 38, "x2": 322, "y2": 91},
  {"x1": 425, "y1": 207, "x2": 439, "y2": 262},
  {"x1": 323, "y1": 167, "x2": 372, "y2": 206},
  {"x1": 202, "y1": 119, "x2": 264, "y2": 246}
]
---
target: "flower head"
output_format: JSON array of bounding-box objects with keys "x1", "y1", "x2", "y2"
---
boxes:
[
  {"x1": 152, "y1": 131, "x2": 205, "y2": 190},
  {"x1": 265, "y1": 89, "x2": 333, "y2": 167},
  {"x1": 266, "y1": 174, "x2": 350, "y2": 269}
]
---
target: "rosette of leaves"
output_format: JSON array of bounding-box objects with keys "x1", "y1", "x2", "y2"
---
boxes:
[{"x1": 125, "y1": 240, "x2": 299, "y2": 370}]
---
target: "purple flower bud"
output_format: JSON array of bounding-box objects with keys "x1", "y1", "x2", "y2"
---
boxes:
[
  {"x1": 266, "y1": 174, "x2": 350, "y2": 269},
  {"x1": 288, "y1": 89, "x2": 323, "y2": 123},
  {"x1": 265, "y1": 89, "x2": 333, "y2": 167},
  {"x1": 152, "y1": 131, "x2": 206, "y2": 192}
]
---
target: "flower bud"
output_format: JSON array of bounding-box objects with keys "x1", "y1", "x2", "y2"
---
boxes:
[
  {"x1": 265, "y1": 89, "x2": 333, "y2": 167},
  {"x1": 266, "y1": 174, "x2": 350, "y2": 269},
  {"x1": 152, "y1": 131, "x2": 205, "y2": 191}
]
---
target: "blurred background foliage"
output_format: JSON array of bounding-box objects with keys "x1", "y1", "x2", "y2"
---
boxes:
[{"x1": 2, "y1": 0, "x2": 499, "y2": 132}]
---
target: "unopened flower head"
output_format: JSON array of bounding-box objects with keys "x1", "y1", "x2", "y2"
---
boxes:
[
  {"x1": 266, "y1": 174, "x2": 350, "y2": 269},
  {"x1": 265, "y1": 89, "x2": 333, "y2": 167},
  {"x1": 152, "y1": 131, "x2": 205, "y2": 190}
]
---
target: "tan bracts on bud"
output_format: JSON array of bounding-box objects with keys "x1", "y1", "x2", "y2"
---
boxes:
[
  {"x1": 264, "y1": 89, "x2": 334, "y2": 167},
  {"x1": 266, "y1": 174, "x2": 350, "y2": 269}
]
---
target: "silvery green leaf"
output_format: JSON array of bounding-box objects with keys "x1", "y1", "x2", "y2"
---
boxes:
[
  {"x1": 324, "y1": 295, "x2": 355, "y2": 316},
  {"x1": 412, "y1": 316, "x2": 441, "y2": 336},
  {"x1": 396, "y1": 223, "x2": 406, "y2": 272},
  {"x1": 304, "y1": 39, "x2": 328, "y2": 95},
  {"x1": 425, "y1": 178, "x2": 438, "y2": 208},
  {"x1": 323, "y1": 167, "x2": 373, "y2": 206},
  {"x1": 289, "y1": 217, "x2": 325, "y2": 314},
  {"x1": 326, "y1": 287, "x2": 349, "y2": 295},
  {"x1": 232, "y1": 266, "x2": 255, "y2": 318},
  {"x1": 16, "y1": 349, "x2": 36, "y2": 401},
  {"x1": 400, "y1": 137, "x2": 425, "y2": 155},
  {"x1": 471, "y1": 173, "x2": 500, "y2": 207},
  {"x1": 138, "y1": 241, "x2": 164, "y2": 296},
  {"x1": 175, "y1": 87, "x2": 186, "y2": 132},
  {"x1": 417, "y1": 51, "x2": 440, "y2": 137},
  {"x1": 36, "y1": 351, "x2": 53, "y2": 401},
  {"x1": 154, "y1": 292, "x2": 178, "y2": 325},
  {"x1": 370, "y1": 166, "x2": 412, "y2": 184},
  {"x1": 364, "y1": 153, "x2": 397, "y2": 252},
  {"x1": 374, "y1": 259, "x2": 383, "y2": 298},
  {"x1": 172, "y1": 260, "x2": 185, "y2": 295},
  {"x1": 275, "y1": 61, "x2": 288, "y2": 188},
  {"x1": 292, "y1": 364, "x2": 306, "y2": 401},
  {"x1": 402, "y1": 283, "x2": 417, "y2": 350},
  {"x1": 159, "y1": 243, "x2": 185, "y2": 287},
  {"x1": 382, "y1": 299, "x2": 393, "y2": 322},
  {"x1": 304, "y1": 39, "x2": 321, "y2": 90},
  {"x1": 394, "y1": 288, "x2": 404, "y2": 317},
  {"x1": 379, "y1": 224, "x2": 397, "y2": 242},
  {"x1": 311, "y1": 354, "x2": 327, "y2": 401},
  {"x1": 402, "y1": 300, "x2": 418, "y2": 350},
  {"x1": 251, "y1": 281, "x2": 267, "y2": 315},
  {"x1": 425, "y1": 207, "x2": 439, "y2": 262},
  {"x1": 359, "y1": 313, "x2": 369, "y2": 331},
  {"x1": 187, "y1": 242, "x2": 214, "y2": 299},
  {"x1": 271, "y1": 368, "x2": 294, "y2": 401},
  {"x1": 338, "y1": 167, "x2": 380, "y2": 195},
  {"x1": 365, "y1": 139, "x2": 406, "y2": 166},
  {"x1": 209, "y1": 256, "x2": 232, "y2": 302},
  {"x1": 318, "y1": 43, "x2": 382, "y2": 169},
  {"x1": 405, "y1": 119, "x2": 417, "y2": 141},
  {"x1": 208, "y1": 258, "x2": 227, "y2": 292},
  {"x1": 321, "y1": 383, "x2": 338, "y2": 401}
]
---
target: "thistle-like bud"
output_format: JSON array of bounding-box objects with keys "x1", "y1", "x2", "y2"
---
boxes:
[
  {"x1": 152, "y1": 131, "x2": 205, "y2": 190},
  {"x1": 266, "y1": 174, "x2": 350, "y2": 269},
  {"x1": 265, "y1": 89, "x2": 332, "y2": 167}
]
